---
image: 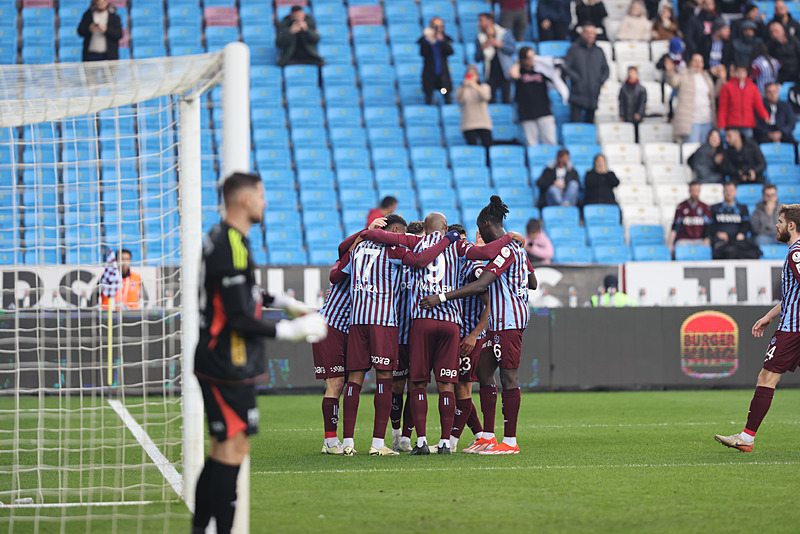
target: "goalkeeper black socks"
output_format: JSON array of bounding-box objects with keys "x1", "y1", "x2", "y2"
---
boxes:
[
  {"x1": 210, "y1": 460, "x2": 241, "y2": 534},
  {"x1": 192, "y1": 458, "x2": 215, "y2": 530}
]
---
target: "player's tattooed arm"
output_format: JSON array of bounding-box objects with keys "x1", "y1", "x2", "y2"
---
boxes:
[{"x1": 420, "y1": 269, "x2": 498, "y2": 308}]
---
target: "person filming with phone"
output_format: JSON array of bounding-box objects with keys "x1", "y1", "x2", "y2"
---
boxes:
[{"x1": 456, "y1": 64, "x2": 494, "y2": 147}]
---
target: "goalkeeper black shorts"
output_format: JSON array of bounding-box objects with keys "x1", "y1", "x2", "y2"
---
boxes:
[{"x1": 199, "y1": 379, "x2": 259, "y2": 441}]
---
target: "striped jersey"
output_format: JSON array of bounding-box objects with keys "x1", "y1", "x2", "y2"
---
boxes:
[
  {"x1": 342, "y1": 240, "x2": 404, "y2": 326},
  {"x1": 460, "y1": 260, "x2": 486, "y2": 340},
  {"x1": 410, "y1": 232, "x2": 464, "y2": 324},
  {"x1": 483, "y1": 241, "x2": 533, "y2": 332},
  {"x1": 778, "y1": 239, "x2": 800, "y2": 332},
  {"x1": 320, "y1": 278, "x2": 351, "y2": 334},
  {"x1": 397, "y1": 265, "x2": 414, "y2": 344}
]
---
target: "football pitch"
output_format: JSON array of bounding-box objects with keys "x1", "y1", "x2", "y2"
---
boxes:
[{"x1": 3, "y1": 389, "x2": 800, "y2": 533}]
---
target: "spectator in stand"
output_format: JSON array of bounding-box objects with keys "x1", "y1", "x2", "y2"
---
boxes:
[
  {"x1": 77, "y1": 0, "x2": 122, "y2": 62},
  {"x1": 731, "y1": 20, "x2": 760, "y2": 67},
  {"x1": 788, "y1": 74, "x2": 800, "y2": 121},
  {"x1": 475, "y1": 12, "x2": 516, "y2": 104},
  {"x1": 732, "y1": 3, "x2": 768, "y2": 40},
  {"x1": 684, "y1": 0, "x2": 722, "y2": 57},
  {"x1": 498, "y1": 0, "x2": 528, "y2": 42},
  {"x1": 751, "y1": 184, "x2": 781, "y2": 246},
  {"x1": 573, "y1": 0, "x2": 609, "y2": 41},
  {"x1": 643, "y1": 0, "x2": 661, "y2": 19},
  {"x1": 771, "y1": 0, "x2": 800, "y2": 38},
  {"x1": 418, "y1": 17, "x2": 454, "y2": 105},
  {"x1": 100, "y1": 249, "x2": 142, "y2": 310},
  {"x1": 666, "y1": 53, "x2": 722, "y2": 143},
  {"x1": 618, "y1": 66, "x2": 647, "y2": 141},
  {"x1": 768, "y1": 21, "x2": 800, "y2": 83},
  {"x1": 617, "y1": 0, "x2": 653, "y2": 41},
  {"x1": 510, "y1": 47, "x2": 557, "y2": 146},
  {"x1": 366, "y1": 196, "x2": 397, "y2": 227},
  {"x1": 582, "y1": 154, "x2": 620, "y2": 206},
  {"x1": 716, "y1": 0, "x2": 746, "y2": 15},
  {"x1": 718, "y1": 63, "x2": 769, "y2": 136},
  {"x1": 652, "y1": 4, "x2": 681, "y2": 41},
  {"x1": 456, "y1": 64, "x2": 494, "y2": 147},
  {"x1": 669, "y1": 181, "x2": 712, "y2": 254},
  {"x1": 537, "y1": 0, "x2": 571, "y2": 41},
  {"x1": 723, "y1": 128, "x2": 767, "y2": 183},
  {"x1": 536, "y1": 149, "x2": 581, "y2": 208},
  {"x1": 709, "y1": 182, "x2": 762, "y2": 259},
  {"x1": 688, "y1": 129, "x2": 727, "y2": 183},
  {"x1": 525, "y1": 218, "x2": 554, "y2": 265},
  {"x1": 750, "y1": 42, "x2": 781, "y2": 93},
  {"x1": 563, "y1": 25, "x2": 609, "y2": 124},
  {"x1": 277, "y1": 6, "x2": 323, "y2": 67},
  {"x1": 700, "y1": 18, "x2": 733, "y2": 70},
  {"x1": 755, "y1": 82, "x2": 797, "y2": 144}
]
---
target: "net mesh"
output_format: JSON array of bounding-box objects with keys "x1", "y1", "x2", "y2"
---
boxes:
[{"x1": 0, "y1": 54, "x2": 223, "y2": 532}]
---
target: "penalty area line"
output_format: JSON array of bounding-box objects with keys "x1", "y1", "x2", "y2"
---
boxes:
[
  {"x1": 107, "y1": 399, "x2": 184, "y2": 501},
  {"x1": 253, "y1": 460, "x2": 800, "y2": 476}
]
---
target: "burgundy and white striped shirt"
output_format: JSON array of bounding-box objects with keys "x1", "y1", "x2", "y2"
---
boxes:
[
  {"x1": 483, "y1": 241, "x2": 533, "y2": 332},
  {"x1": 320, "y1": 278, "x2": 351, "y2": 334},
  {"x1": 778, "y1": 238, "x2": 800, "y2": 333},
  {"x1": 397, "y1": 265, "x2": 414, "y2": 344},
  {"x1": 410, "y1": 232, "x2": 464, "y2": 324},
  {"x1": 342, "y1": 240, "x2": 404, "y2": 327},
  {"x1": 459, "y1": 259, "x2": 486, "y2": 340}
]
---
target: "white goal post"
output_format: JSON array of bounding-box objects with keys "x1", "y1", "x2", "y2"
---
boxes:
[{"x1": 0, "y1": 43, "x2": 250, "y2": 533}]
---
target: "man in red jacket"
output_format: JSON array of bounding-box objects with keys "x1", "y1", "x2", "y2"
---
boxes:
[{"x1": 717, "y1": 63, "x2": 769, "y2": 137}]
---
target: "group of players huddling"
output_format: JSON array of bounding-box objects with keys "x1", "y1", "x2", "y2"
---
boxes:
[{"x1": 313, "y1": 195, "x2": 537, "y2": 456}]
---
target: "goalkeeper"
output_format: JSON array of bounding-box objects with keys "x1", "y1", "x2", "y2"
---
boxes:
[{"x1": 192, "y1": 172, "x2": 327, "y2": 534}]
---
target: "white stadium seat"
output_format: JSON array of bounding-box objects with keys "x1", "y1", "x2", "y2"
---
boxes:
[
  {"x1": 603, "y1": 142, "x2": 642, "y2": 166},
  {"x1": 643, "y1": 142, "x2": 680, "y2": 164},
  {"x1": 700, "y1": 183, "x2": 723, "y2": 205},
  {"x1": 617, "y1": 61, "x2": 657, "y2": 82},
  {"x1": 596, "y1": 40, "x2": 613, "y2": 63},
  {"x1": 654, "y1": 183, "x2": 688, "y2": 207},
  {"x1": 659, "y1": 204, "x2": 677, "y2": 231},
  {"x1": 650, "y1": 40, "x2": 670, "y2": 62},
  {"x1": 622, "y1": 204, "x2": 662, "y2": 229},
  {"x1": 605, "y1": 1, "x2": 629, "y2": 20},
  {"x1": 640, "y1": 83, "x2": 669, "y2": 118},
  {"x1": 598, "y1": 122, "x2": 636, "y2": 144},
  {"x1": 681, "y1": 142, "x2": 701, "y2": 164},
  {"x1": 638, "y1": 122, "x2": 674, "y2": 143},
  {"x1": 605, "y1": 19, "x2": 621, "y2": 41},
  {"x1": 612, "y1": 163, "x2": 647, "y2": 184},
  {"x1": 648, "y1": 163, "x2": 690, "y2": 184},
  {"x1": 594, "y1": 100, "x2": 619, "y2": 123},
  {"x1": 616, "y1": 184, "x2": 654, "y2": 205},
  {"x1": 614, "y1": 41, "x2": 650, "y2": 63}
]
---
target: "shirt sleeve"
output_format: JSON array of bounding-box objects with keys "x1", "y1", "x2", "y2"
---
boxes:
[
  {"x1": 457, "y1": 233, "x2": 513, "y2": 260},
  {"x1": 484, "y1": 246, "x2": 519, "y2": 277},
  {"x1": 789, "y1": 248, "x2": 800, "y2": 282},
  {"x1": 360, "y1": 229, "x2": 423, "y2": 249}
]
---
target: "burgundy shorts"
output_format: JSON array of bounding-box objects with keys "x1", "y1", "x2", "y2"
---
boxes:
[
  {"x1": 763, "y1": 330, "x2": 800, "y2": 374},
  {"x1": 394, "y1": 344, "x2": 410, "y2": 381},
  {"x1": 458, "y1": 335, "x2": 486, "y2": 383},
  {"x1": 312, "y1": 325, "x2": 347, "y2": 380},
  {"x1": 346, "y1": 324, "x2": 399, "y2": 372},
  {"x1": 409, "y1": 318, "x2": 460, "y2": 384},
  {"x1": 489, "y1": 329, "x2": 525, "y2": 370}
]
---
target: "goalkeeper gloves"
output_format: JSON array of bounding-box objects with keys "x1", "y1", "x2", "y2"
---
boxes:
[
  {"x1": 445, "y1": 230, "x2": 461, "y2": 243},
  {"x1": 275, "y1": 313, "x2": 328, "y2": 342},
  {"x1": 271, "y1": 292, "x2": 315, "y2": 319}
]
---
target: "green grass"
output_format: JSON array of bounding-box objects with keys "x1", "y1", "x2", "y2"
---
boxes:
[{"x1": 3, "y1": 389, "x2": 800, "y2": 532}]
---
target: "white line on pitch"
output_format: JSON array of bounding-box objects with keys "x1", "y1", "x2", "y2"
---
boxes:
[
  {"x1": 253, "y1": 460, "x2": 800, "y2": 476},
  {"x1": 107, "y1": 399, "x2": 184, "y2": 500},
  {"x1": 266, "y1": 421, "x2": 800, "y2": 432}
]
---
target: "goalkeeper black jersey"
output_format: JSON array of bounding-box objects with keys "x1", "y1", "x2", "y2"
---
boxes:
[{"x1": 194, "y1": 222, "x2": 275, "y2": 385}]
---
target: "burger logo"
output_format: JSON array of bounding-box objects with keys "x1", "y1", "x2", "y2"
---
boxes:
[{"x1": 680, "y1": 311, "x2": 739, "y2": 379}]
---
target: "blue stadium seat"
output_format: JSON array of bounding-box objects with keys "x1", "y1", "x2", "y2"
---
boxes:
[
  {"x1": 302, "y1": 209, "x2": 342, "y2": 228},
  {"x1": 587, "y1": 226, "x2": 626, "y2": 246},
  {"x1": 584, "y1": 204, "x2": 621, "y2": 226},
  {"x1": 330, "y1": 127, "x2": 367, "y2": 149},
  {"x1": 337, "y1": 168, "x2": 374, "y2": 189},
  {"x1": 313, "y1": 4, "x2": 347, "y2": 24},
  {"x1": 294, "y1": 147, "x2": 333, "y2": 170},
  {"x1": 766, "y1": 164, "x2": 800, "y2": 184},
  {"x1": 265, "y1": 208, "x2": 302, "y2": 227},
  {"x1": 527, "y1": 145, "x2": 560, "y2": 166},
  {"x1": 388, "y1": 23, "x2": 422, "y2": 44},
  {"x1": 489, "y1": 145, "x2": 525, "y2": 167},
  {"x1": 554, "y1": 245, "x2": 593, "y2": 264},
  {"x1": 497, "y1": 186, "x2": 535, "y2": 208},
  {"x1": 593, "y1": 245, "x2": 631, "y2": 263},
  {"x1": 396, "y1": 62, "x2": 423, "y2": 82},
  {"x1": 410, "y1": 147, "x2": 447, "y2": 168},
  {"x1": 419, "y1": 187, "x2": 457, "y2": 210},
  {"x1": 674, "y1": 245, "x2": 712, "y2": 261},
  {"x1": 252, "y1": 106, "x2": 287, "y2": 128},
  {"x1": 22, "y1": 8, "x2": 56, "y2": 28},
  {"x1": 414, "y1": 168, "x2": 453, "y2": 189},
  {"x1": 352, "y1": 25, "x2": 386, "y2": 46},
  {"x1": 286, "y1": 87, "x2": 322, "y2": 108},
  {"x1": 778, "y1": 184, "x2": 800, "y2": 203},
  {"x1": 403, "y1": 105, "x2": 440, "y2": 127},
  {"x1": 264, "y1": 189, "x2": 297, "y2": 209},
  {"x1": 369, "y1": 127, "x2": 406, "y2": 147},
  {"x1": 362, "y1": 84, "x2": 398, "y2": 107},
  {"x1": 22, "y1": 45, "x2": 56, "y2": 64},
  {"x1": 318, "y1": 44, "x2": 353, "y2": 65},
  {"x1": 420, "y1": 2, "x2": 455, "y2": 26},
  {"x1": 378, "y1": 186, "x2": 417, "y2": 209},
  {"x1": 736, "y1": 184, "x2": 763, "y2": 206},
  {"x1": 324, "y1": 86, "x2": 360, "y2": 107},
  {"x1": 398, "y1": 83, "x2": 426, "y2": 106},
  {"x1": 327, "y1": 107, "x2": 363, "y2": 128},
  {"x1": 241, "y1": 25, "x2": 275, "y2": 45},
  {"x1": 355, "y1": 44, "x2": 391, "y2": 65},
  {"x1": 760, "y1": 243, "x2": 789, "y2": 260},
  {"x1": 562, "y1": 123, "x2": 597, "y2": 145},
  {"x1": 405, "y1": 126, "x2": 442, "y2": 147},
  {"x1": 321, "y1": 65, "x2": 357, "y2": 87},
  {"x1": 629, "y1": 225, "x2": 665, "y2": 246},
  {"x1": 566, "y1": 144, "x2": 602, "y2": 166},
  {"x1": 269, "y1": 247, "x2": 308, "y2": 265},
  {"x1": 308, "y1": 248, "x2": 340, "y2": 266},
  {"x1": 253, "y1": 128, "x2": 290, "y2": 149},
  {"x1": 633, "y1": 245, "x2": 671, "y2": 261},
  {"x1": 392, "y1": 43, "x2": 418, "y2": 63},
  {"x1": 458, "y1": 187, "x2": 497, "y2": 208},
  {"x1": 288, "y1": 107, "x2": 325, "y2": 129},
  {"x1": 256, "y1": 149, "x2": 292, "y2": 170},
  {"x1": 334, "y1": 148, "x2": 371, "y2": 169},
  {"x1": 131, "y1": 26, "x2": 166, "y2": 46},
  {"x1": 340, "y1": 188, "x2": 377, "y2": 209},
  {"x1": 386, "y1": 4, "x2": 420, "y2": 25},
  {"x1": 441, "y1": 105, "x2": 462, "y2": 127},
  {"x1": 450, "y1": 146, "x2": 486, "y2": 169},
  {"x1": 760, "y1": 143, "x2": 795, "y2": 165},
  {"x1": 284, "y1": 65, "x2": 319, "y2": 88},
  {"x1": 538, "y1": 40, "x2": 571, "y2": 58},
  {"x1": 542, "y1": 206, "x2": 580, "y2": 227},
  {"x1": 492, "y1": 167, "x2": 530, "y2": 187},
  {"x1": 291, "y1": 127, "x2": 328, "y2": 148},
  {"x1": 548, "y1": 226, "x2": 586, "y2": 246},
  {"x1": 372, "y1": 147, "x2": 409, "y2": 169},
  {"x1": 454, "y1": 167, "x2": 491, "y2": 188},
  {"x1": 298, "y1": 169, "x2": 335, "y2": 189},
  {"x1": 316, "y1": 24, "x2": 350, "y2": 45},
  {"x1": 376, "y1": 168, "x2": 413, "y2": 189},
  {"x1": 300, "y1": 188, "x2": 337, "y2": 210}
]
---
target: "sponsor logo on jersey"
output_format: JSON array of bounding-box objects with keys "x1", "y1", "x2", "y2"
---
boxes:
[
  {"x1": 211, "y1": 421, "x2": 225, "y2": 434},
  {"x1": 679, "y1": 311, "x2": 739, "y2": 379},
  {"x1": 501, "y1": 247, "x2": 511, "y2": 258},
  {"x1": 440, "y1": 368, "x2": 457, "y2": 378},
  {"x1": 247, "y1": 408, "x2": 259, "y2": 427},
  {"x1": 371, "y1": 355, "x2": 392, "y2": 366},
  {"x1": 493, "y1": 256, "x2": 506, "y2": 267},
  {"x1": 792, "y1": 251, "x2": 800, "y2": 263}
]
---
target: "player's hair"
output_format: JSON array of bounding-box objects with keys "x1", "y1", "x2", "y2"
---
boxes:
[
  {"x1": 518, "y1": 46, "x2": 533, "y2": 61},
  {"x1": 478, "y1": 11, "x2": 494, "y2": 20},
  {"x1": 447, "y1": 223, "x2": 465, "y2": 235},
  {"x1": 407, "y1": 221, "x2": 424, "y2": 235},
  {"x1": 384, "y1": 213, "x2": 407, "y2": 230},
  {"x1": 780, "y1": 204, "x2": 800, "y2": 229},
  {"x1": 380, "y1": 196, "x2": 398, "y2": 209},
  {"x1": 221, "y1": 172, "x2": 261, "y2": 204},
  {"x1": 119, "y1": 248, "x2": 132, "y2": 258},
  {"x1": 478, "y1": 195, "x2": 509, "y2": 226},
  {"x1": 763, "y1": 183, "x2": 777, "y2": 193},
  {"x1": 526, "y1": 218, "x2": 541, "y2": 235}
]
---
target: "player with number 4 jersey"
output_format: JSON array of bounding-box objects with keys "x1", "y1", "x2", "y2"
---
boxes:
[
  {"x1": 420, "y1": 197, "x2": 537, "y2": 455},
  {"x1": 715, "y1": 205, "x2": 800, "y2": 453}
]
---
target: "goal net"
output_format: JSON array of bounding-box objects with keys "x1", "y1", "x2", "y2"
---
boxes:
[{"x1": 0, "y1": 45, "x2": 249, "y2": 532}]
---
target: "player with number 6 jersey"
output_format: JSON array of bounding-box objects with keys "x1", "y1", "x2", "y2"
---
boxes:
[
  {"x1": 715, "y1": 205, "x2": 800, "y2": 453},
  {"x1": 420, "y1": 196, "x2": 537, "y2": 455}
]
